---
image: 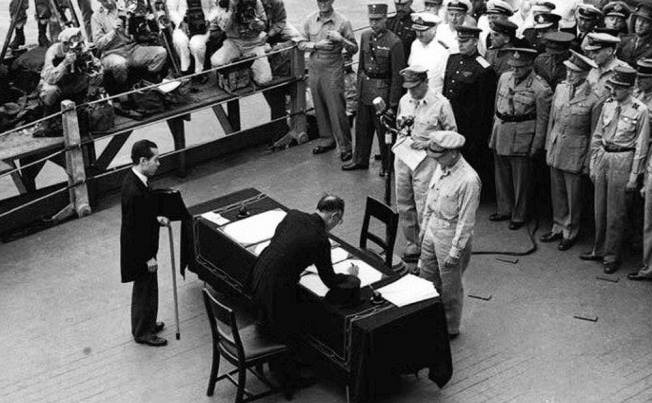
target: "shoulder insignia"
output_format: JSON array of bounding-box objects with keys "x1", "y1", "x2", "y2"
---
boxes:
[
  {"x1": 476, "y1": 56, "x2": 490, "y2": 69},
  {"x1": 438, "y1": 40, "x2": 449, "y2": 50}
]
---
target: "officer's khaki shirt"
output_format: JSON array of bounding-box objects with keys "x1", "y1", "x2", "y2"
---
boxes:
[
  {"x1": 396, "y1": 88, "x2": 458, "y2": 142},
  {"x1": 591, "y1": 95, "x2": 651, "y2": 183},
  {"x1": 422, "y1": 157, "x2": 481, "y2": 259},
  {"x1": 587, "y1": 57, "x2": 630, "y2": 100}
]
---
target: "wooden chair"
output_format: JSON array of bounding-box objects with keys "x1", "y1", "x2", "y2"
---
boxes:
[
  {"x1": 202, "y1": 288, "x2": 289, "y2": 402},
  {"x1": 359, "y1": 196, "x2": 399, "y2": 269}
]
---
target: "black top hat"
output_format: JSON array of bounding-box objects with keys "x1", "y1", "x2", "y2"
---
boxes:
[{"x1": 325, "y1": 275, "x2": 361, "y2": 308}]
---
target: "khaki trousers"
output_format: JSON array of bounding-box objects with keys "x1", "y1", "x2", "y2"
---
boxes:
[{"x1": 550, "y1": 167, "x2": 584, "y2": 240}]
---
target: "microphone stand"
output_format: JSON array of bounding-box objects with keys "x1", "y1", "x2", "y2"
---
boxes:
[{"x1": 377, "y1": 112, "x2": 398, "y2": 205}]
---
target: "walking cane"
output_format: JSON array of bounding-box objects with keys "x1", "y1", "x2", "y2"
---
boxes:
[{"x1": 166, "y1": 224, "x2": 181, "y2": 340}]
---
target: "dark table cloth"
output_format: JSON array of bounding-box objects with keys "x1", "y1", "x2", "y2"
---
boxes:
[{"x1": 186, "y1": 188, "x2": 453, "y2": 402}]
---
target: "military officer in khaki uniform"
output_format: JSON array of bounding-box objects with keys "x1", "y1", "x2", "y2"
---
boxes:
[
  {"x1": 489, "y1": 48, "x2": 553, "y2": 230},
  {"x1": 343, "y1": 3, "x2": 405, "y2": 174},
  {"x1": 541, "y1": 50, "x2": 600, "y2": 251},
  {"x1": 419, "y1": 131, "x2": 481, "y2": 339},
  {"x1": 395, "y1": 66, "x2": 457, "y2": 264},
  {"x1": 485, "y1": 20, "x2": 521, "y2": 77},
  {"x1": 533, "y1": 31, "x2": 575, "y2": 90},
  {"x1": 585, "y1": 32, "x2": 630, "y2": 101},
  {"x1": 581, "y1": 66, "x2": 650, "y2": 274},
  {"x1": 628, "y1": 58, "x2": 652, "y2": 281}
]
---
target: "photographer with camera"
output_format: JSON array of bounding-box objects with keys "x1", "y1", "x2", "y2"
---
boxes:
[
  {"x1": 91, "y1": 0, "x2": 168, "y2": 92},
  {"x1": 168, "y1": 0, "x2": 219, "y2": 82},
  {"x1": 38, "y1": 27, "x2": 103, "y2": 136},
  {"x1": 209, "y1": 0, "x2": 272, "y2": 86}
]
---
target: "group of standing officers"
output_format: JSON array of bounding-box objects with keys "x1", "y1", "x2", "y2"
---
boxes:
[{"x1": 295, "y1": 0, "x2": 652, "y2": 338}]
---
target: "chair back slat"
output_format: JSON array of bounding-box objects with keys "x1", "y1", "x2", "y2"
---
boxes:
[
  {"x1": 359, "y1": 196, "x2": 399, "y2": 267},
  {"x1": 202, "y1": 288, "x2": 244, "y2": 359}
]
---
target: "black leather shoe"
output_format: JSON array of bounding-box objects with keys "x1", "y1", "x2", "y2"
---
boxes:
[
  {"x1": 135, "y1": 335, "x2": 168, "y2": 346},
  {"x1": 540, "y1": 232, "x2": 562, "y2": 243},
  {"x1": 603, "y1": 262, "x2": 619, "y2": 274},
  {"x1": 312, "y1": 143, "x2": 336, "y2": 154},
  {"x1": 155, "y1": 321, "x2": 165, "y2": 333},
  {"x1": 579, "y1": 252, "x2": 602, "y2": 261},
  {"x1": 558, "y1": 238, "x2": 575, "y2": 251},
  {"x1": 627, "y1": 272, "x2": 652, "y2": 281},
  {"x1": 448, "y1": 333, "x2": 459, "y2": 340},
  {"x1": 341, "y1": 162, "x2": 368, "y2": 171},
  {"x1": 509, "y1": 221, "x2": 525, "y2": 230},
  {"x1": 379, "y1": 168, "x2": 387, "y2": 177},
  {"x1": 373, "y1": 154, "x2": 382, "y2": 161},
  {"x1": 489, "y1": 213, "x2": 510, "y2": 222},
  {"x1": 340, "y1": 152, "x2": 352, "y2": 162}
]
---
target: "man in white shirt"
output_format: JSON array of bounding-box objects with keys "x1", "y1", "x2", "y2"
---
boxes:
[
  {"x1": 436, "y1": 0, "x2": 472, "y2": 53},
  {"x1": 409, "y1": 12, "x2": 450, "y2": 93}
]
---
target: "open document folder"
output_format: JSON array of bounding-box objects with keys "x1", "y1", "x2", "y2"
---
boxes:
[
  {"x1": 222, "y1": 209, "x2": 287, "y2": 247},
  {"x1": 377, "y1": 274, "x2": 439, "y2": 307},
  {"x1": 300, "y1": 259, "x2": 383, "y2": 297}
]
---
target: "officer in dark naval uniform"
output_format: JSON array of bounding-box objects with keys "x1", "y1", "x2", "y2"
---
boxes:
[
  {"x1": 443, "y1": 25, "x2": 497, "y2": 200},
  {"x1": 534, "y1": 31, "x2": 575, "y2": 89},
  {"x1": 343, "y1": 3, "x2": 405, "y2": 174},
  {"x1": 387, "y1": 0, "x2": 417, "y2": 60}
]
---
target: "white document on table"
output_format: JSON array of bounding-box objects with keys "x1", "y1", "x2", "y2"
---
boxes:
[
  {"x1": 377, "y1": 274, "x2": 438, "y2": 307},
  {"x1": 392, "y1": 137, "x2": 427, "y2": 171},
  {"x1": 300, "y1": 259, "x2": 383, "y2": 297},
  {"x1": 253, "y1": 240, "x2": 270, "y2": 256},
  {"x1": 222, "y1": 209, "x2": 286, "y2": 246},
  {"x1": 201, "y1": 211, "x2": 230, "y2": 226},
  {"x1": 331, "y1": 247, "x2": 349, "y2": 264}
]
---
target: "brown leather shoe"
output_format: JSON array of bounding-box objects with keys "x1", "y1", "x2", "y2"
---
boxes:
[
  {"x1": 135, "y1": 335, "x2": 168, "y2": 346},
  {"x1": 341, "y1": 162, "x2": 368, "y2": 171}
]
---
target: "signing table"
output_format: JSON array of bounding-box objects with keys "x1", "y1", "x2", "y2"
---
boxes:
[{"x1": 188, "y1": 188, "x2": 453, "y2": 402}]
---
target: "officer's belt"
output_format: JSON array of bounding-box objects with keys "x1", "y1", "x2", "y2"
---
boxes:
[
  {"x1": 495, "y1": 112, "x2": 537, "y2": 122},
  {"x1": 602, "y1": 143, "x2": 635, "y2": 153},
  {"x1": 364, "y1": 71, "x2": 390, "y2": 80}
]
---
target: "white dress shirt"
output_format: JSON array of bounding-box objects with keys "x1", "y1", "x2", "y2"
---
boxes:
[{"x1": 408, "y1": 38, "x2": 450, "y2": 94}]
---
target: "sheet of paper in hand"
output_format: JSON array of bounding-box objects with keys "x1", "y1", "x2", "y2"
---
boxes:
[
  {"x1": 222, "y1": 209, "x2": 286, "y2": 246},
  {"x1": 392, "y1": 137, "x2": 427, "y2": 171}
]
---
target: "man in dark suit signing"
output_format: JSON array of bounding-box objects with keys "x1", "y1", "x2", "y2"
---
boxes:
[
  {"x1": 250, "y1": 195, "x2": 358, "y2": 387},
  {"x1": 120, "y1": 140, "x2": 169, "y2": 347},
  {"x1": 250, "y1": 195, "x2": 357, "y2": 343}
]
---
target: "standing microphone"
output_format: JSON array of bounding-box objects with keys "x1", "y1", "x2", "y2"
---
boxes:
[
  {"x1": 372, "y1": 97, "x2": 386, "y2": 115},
  {"x1": 373, "y1": 97, "x2": 394, "y2": 145}
]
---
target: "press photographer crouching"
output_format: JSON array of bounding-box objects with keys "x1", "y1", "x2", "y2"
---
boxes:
[
  {"x1": 210, "y1": 0, "x2": 272, "y2": 86},
  {"x1": 36, "y1": 27, "x2": 103, "y2": 137},
  {"x1": 169, "y1": 0, "x2": 219, "y2": 83},
  {"x1": 91, "y1": 0, "x2": 168, "y2": 93}
]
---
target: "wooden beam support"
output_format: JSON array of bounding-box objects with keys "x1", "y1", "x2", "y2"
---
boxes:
[
  {"x1": 61, "y1": 100, "x2": 91, "y2": 218},
  {"x1": 166, "y1": 117, "x2": 187, "y2": 177},
  {"x1": 94, "y1": 131, "x2": 131, "y2": 171},
  {"x1": 289, "y1": 47, "x2": 307, "y2": 140},
  {"x1": 227, "y1": 100, "x2": 241, "y2": 132},
  {"x1": 211, "y1": 105, "x2": 235, "y2": 134}
]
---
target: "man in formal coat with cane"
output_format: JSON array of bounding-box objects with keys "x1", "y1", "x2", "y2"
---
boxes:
[{"x1": 120, "y1": 140, "x2": 169, "y2": 347}]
